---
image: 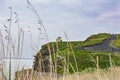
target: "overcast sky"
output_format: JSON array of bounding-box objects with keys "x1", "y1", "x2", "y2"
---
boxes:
[{"x1": 0, "y1": 0, "x2": 120, "y2": 58}]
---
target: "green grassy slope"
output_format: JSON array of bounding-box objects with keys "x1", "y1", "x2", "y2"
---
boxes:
[
  {"x1": 34, "y1": 33, "x2": 120, "y2": 74},
  {"x1": 114, "y1": 34, "x2": 120, "y2": 48},
  {"x1": 83, "y1": 33, "x2": 111, "y2": 46}
]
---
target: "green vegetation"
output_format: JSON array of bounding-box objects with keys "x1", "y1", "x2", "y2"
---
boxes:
[
  {"x1": 34, "y1": 33, "x2": 120, "y2": 74},
  {"x1": 81, "y1": 33, "x2": 111, "y2": 46},
  {"x1": 114, "y1": 34, "x2": 120, "y2": 48}
]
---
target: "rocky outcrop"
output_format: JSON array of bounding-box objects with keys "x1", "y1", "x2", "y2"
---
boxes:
[{"x1": 33, "y1": 44, "x2": 53, "y2": 73}]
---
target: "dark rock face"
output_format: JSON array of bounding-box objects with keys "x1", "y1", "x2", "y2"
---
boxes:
[
  {"x1": 33, "y1": 44, "x2": 52, "y2": 73},
  {"x1": 82, "y1": 34, "x2": 120, "y2": 52},
  {"x1": 33, "y1": 56, "x2": 51, "y2": 72}
]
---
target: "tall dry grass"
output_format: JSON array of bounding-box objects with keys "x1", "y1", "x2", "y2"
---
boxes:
[
  {"x1": 0, "y1": 6, "x2": 24, "y2": 80},
  {"x1": 14, "y1": 67, "x2": 120, "y2": 80},
  {"x1": 1, "y1": 0, "x2": 51, "y2": 79}
]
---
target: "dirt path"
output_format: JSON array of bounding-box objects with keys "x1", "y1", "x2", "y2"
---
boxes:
[{"x1": 82, "y1": 34, "x2": 120, "y2": 52}]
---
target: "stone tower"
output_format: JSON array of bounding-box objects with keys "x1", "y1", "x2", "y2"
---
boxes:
[{"x1": 56, "y1": 36, "x2": 62, "y2": 42}]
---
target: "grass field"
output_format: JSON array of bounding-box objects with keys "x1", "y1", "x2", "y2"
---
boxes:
[
  {"x1": 83, "y1": 33, "x2": 111, "y2": 46},
  {"x1": 113, "y1": 34, "x2": 120, "y2": 48}
]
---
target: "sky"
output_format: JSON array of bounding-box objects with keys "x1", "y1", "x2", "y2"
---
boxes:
[{"x1": 0, "y1": 0, "x2": 120, "y2": 58}]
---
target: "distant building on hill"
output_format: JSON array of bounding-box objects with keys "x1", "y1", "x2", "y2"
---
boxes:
[{"x1": 56, "y1": 36, "x2": 62, "y2": 42}]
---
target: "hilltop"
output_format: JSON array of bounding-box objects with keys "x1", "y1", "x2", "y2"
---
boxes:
[
  {"x1": 81, "y1": 33, "x2": 120, "y2": 52},
  {"x1": 33, "y1": 33, "x2": 120, "y2": 74}
]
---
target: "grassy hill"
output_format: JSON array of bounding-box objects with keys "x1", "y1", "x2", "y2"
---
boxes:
[
  {"x1": 114, "y1": 34, "x2": 120, "y2": 48},
  {"x1": 83, "y1": 33, "x2": 111, "y2": 46},
  {"x1": 33, "y1": 33, "x2": 120, "y2": 74}
]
